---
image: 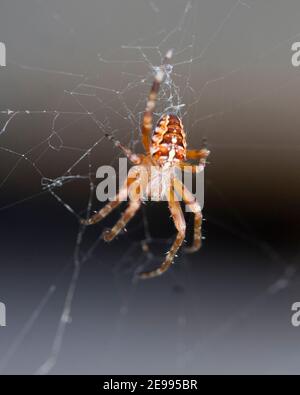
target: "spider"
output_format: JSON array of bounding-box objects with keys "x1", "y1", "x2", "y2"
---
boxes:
[{"x1": 81, "y1": 50, "x2": 210, "y2": 279}]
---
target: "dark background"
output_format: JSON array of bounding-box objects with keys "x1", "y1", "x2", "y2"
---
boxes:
[{"x1": 0, "y1": 0, "x2": 300, "y2": 374}]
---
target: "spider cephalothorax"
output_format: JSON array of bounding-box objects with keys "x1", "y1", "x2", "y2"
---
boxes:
[{"x1": 81, "y1": 50, "x2": 210, "y2": 279}]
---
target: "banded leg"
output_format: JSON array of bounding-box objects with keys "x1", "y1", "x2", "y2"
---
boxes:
[
  {"x1": 102, "y1": 200, "x2": 141, "y2": 242},
  {"x1": 173, "y1": 178, "x2": 202, "y2": 253},
  {"x1": 139, "y1": 188, "x2": 186, "y2": 279},
  {"x1": 142, "y1": 50, "x2": 173, "y2": 153},
  {"x1": 80, "y1": 176, "x2": 135, "y2": 225}
]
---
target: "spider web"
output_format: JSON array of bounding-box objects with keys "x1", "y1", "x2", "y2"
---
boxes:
[{"x1": 1, "y1": 0, "x2": 300, "y2": 374}]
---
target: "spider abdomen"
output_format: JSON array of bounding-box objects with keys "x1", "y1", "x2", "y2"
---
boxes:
[{"x1": 150, "y1": 114, "x2": 187, "y2": 164}]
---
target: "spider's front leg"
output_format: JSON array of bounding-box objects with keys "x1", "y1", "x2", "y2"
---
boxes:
[
  {"x1": 141, "y1": 50, "x2": 173, "y2": 153},
  {"x1": 139, "y1": 187, "x2": 186, "y2": 279}
]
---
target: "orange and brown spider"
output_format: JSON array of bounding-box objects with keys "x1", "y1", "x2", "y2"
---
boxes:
[{"x1": 81, "y1": 50, "x2": 210, "y2": 279}]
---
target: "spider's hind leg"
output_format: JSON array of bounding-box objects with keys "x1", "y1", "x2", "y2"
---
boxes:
[
  {"x1": 138, "y1": 189, "x2": 186, "y2": 279},
  {"x1": 102, "y1": 200, "x2": 141, "y2": 242},
  {"x1": 184, "y1": 206, "x2": 202, "y2": 253},
  {"x1": 81, "y1": 199, "x2": 123, "y2": 226},
  {"x1": 173, "y1": 178, "x2": 202, "y2": 253},
  {"x1": 80, "y1": 176, "x2": 136, "y2": 226}
]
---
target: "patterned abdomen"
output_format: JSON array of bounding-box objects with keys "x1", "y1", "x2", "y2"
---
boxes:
[{"x1": 150, "y1": 114, "x2": 187, "y2": 164}]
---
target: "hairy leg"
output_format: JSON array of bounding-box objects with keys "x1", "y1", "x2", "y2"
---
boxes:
[
  {"x1": 80, "y1": 176, "x2": 135, "y2": 225},
  {"x1": 173, "y1": 178, "x2": 202, "y2": 253},
  {"x1": 102, "y1": 200, "x2": 141, "y2": 242},
  {"x1": 139, "y1": 187, "x2": 186, "y2": 279}
]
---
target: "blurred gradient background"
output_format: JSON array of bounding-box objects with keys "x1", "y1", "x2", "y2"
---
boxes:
[{"x1": 0, "y1": 0, "x2": 300, "y2": 374}]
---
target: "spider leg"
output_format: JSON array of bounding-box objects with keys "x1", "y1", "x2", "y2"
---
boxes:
[
  {"x1": 141, "y1": 50, "x2": 173, "y2": 153},
  {"x1": 186, "y1": 148, "x2": 210, "y2": 165},
  {"x1": 173, "y1": 178, "x2": 202, "y2": 253},
  {"x1": 138, "y1": 186, "x2": 186, "y2": 279},
  {"x1": 176, "y1": 162, "x2": 204, "y2": 173},
  {"x1": 80, "y1": 176, "x2": 135, "y2": 225},
  {"x1": 104, "y1": 133, "x2": 142, "y2": 164},
  {"x1": 102, "y1": 200, "x2": 141, "y2": 242}
]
